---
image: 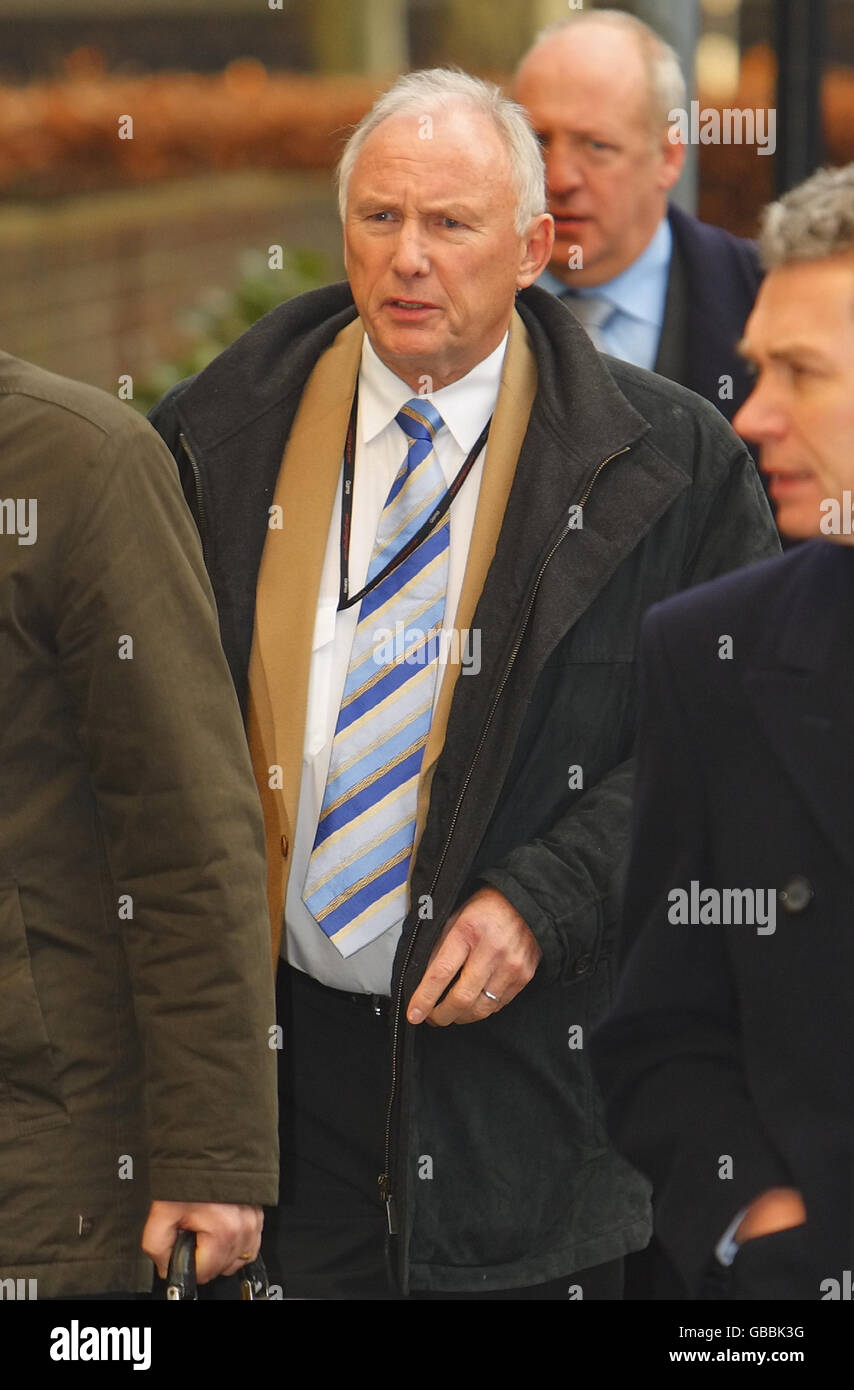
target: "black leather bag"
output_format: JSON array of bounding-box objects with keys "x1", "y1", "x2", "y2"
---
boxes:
[{"x1": 165, "y1": 1230, "x2": 271, "y2": 1301}]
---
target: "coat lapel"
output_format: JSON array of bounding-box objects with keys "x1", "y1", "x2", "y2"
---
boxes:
[
  {"x1": 654, "y1": 228, "x2": 689, "y2": 387},
  {"x1": 252, "y1": 310, "x2": 540, "y2": 930},
  {"x1": 248, "y1": 317, "x2": 364, "y2": 958},
  {"x1": 250, "y1": 309, "x2": 540, "y2": 943},
  {"x1": 412, "y1": 309, "x2": 538, "y2": 863},
  {"x1": 743, "y1": 543, "x2": 854, "y2": 881}
]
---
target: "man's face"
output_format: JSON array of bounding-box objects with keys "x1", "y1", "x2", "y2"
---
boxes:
[
  {"x1": 734, "y1": 253, "x2": 854, "y2": 542},
  {"x1": 343, "y1": 107, "x2": 553, "y2": 392},
  {"x1": 514, "y1": 29, "x2": 683, "y2": 287}
]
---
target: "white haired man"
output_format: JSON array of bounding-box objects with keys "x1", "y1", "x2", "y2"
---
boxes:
[
  {"x1": 515, "y1": 11, "x2": 763, "y2": 434},
  {"x1": 592, "y1": 165, "x2": 854, "y2": 1300},
  {"x1": 151, "y1": 68, "x2": 778, "y2": 1300}
]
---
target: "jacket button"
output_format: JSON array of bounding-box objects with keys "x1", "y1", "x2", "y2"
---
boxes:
[
  {"x1": 778, "y1": 876, "x2": 814, "y2": 914},
  {"x1": 281, "y1": 835, "x2": 289, "y2": 858},
  {"x1": 573, "y1": 953, "x2": 593, "y2": 977}
]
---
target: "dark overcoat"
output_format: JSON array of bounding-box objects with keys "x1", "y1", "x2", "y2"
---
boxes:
[
  {"x1": 151, "y1": 282, "x2": 779, "y2": 1293},
  {"x1": 593, "y1": 541, "x2": 854, "y2": 1297}
]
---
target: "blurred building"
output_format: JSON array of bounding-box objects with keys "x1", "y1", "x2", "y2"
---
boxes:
[{"x1": 0, "y1": 0, "x2": 851, "y2": 79}]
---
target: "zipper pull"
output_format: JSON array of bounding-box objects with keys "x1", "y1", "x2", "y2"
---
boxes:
[{"x1": 378, "y1": 1173, "x2": 398, "y2": 1235}]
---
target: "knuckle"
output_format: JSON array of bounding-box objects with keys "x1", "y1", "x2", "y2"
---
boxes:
[
  {"x1": 454, "y1": 918, "x2": 483, "y2": 949},
  {"x1": 430, "y1": 956, "x2": 458, "y2": 983},
  {"x1": 453, "y1": 980, "x2": 482, "y2": 1008},
  {"x1": 219, "y1": 1214, "x2": 243, "y2": 1244}
]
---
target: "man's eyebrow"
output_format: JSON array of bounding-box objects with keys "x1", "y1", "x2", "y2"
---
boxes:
[
  {"x1": 350, "y1": 193, "x2": 401, "y2": 210},
  {"x1": 419, "y1": 201, "x2": 480, "y2": 219},
  {"x1": 737, "y1": 337, "x2": 832, "y2": 366}
]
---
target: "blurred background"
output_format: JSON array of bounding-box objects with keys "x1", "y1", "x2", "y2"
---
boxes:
[{"x1": 0, "y1": 0, "x2": 851, "y2": 400}]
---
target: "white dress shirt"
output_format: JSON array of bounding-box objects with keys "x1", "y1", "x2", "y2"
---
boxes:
[{"x1": 284, "y1": 330, "x2": 508, "y2": 994}]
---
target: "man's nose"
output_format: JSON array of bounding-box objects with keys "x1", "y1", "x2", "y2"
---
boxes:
[
  {"x1": 390, "y1": 219, "x2": 429, "y2": 277},
  {"x1": 546, "y1": 141, "x2": 585, "y2": 199},
  {"x1": 733, "y1": 376, "x2": 788, "y2": 448}
]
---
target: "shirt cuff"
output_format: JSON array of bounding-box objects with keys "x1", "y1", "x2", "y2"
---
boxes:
[{"x1": 715, "y1": 1206, "x2": 750, "y2": 1267}]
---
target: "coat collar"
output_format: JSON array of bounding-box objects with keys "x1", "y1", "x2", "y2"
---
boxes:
[
  {"x1": 514, "y1": 284, "x2": 649, "y2": 470},
  {"x1": 171, "y1": 281, "x2": 664, "y2": 716},
  {"x1": 176, "y1": 281, "x2": 648, "y2": 467}
]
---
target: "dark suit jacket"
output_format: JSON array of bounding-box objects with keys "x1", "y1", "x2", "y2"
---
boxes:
[
  {"x1": 591, "y1": 540, "x2": 854, "y2": 1299},
  {"x1": 658, "y1": 205, "x2": 762, "y2": 429},
  {"x1": 540, "y1": 205, "x2": 762, "y2": 422}
]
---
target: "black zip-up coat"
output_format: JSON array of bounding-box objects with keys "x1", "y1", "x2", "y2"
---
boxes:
[{"x1": 150, "y1": 282, "x2": 780, "y2": 1293}]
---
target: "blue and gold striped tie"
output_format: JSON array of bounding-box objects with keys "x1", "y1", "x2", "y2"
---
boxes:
[{"x1": 302, "y1": 398, "x2": 449, "y2": 958}]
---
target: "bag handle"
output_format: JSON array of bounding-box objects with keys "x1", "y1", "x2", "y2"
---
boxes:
[{"x1": 165, "y1": 1229, "x2": 271, "y2": 1300}]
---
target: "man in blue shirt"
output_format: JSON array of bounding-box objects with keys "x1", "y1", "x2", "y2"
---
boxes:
[{"x1": 515, "y1": 10, "x2": 763, "y2": 431}]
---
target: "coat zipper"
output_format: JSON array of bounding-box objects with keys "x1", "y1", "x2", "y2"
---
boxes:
[
  {"x1": 178, "y1": 430, "x2": 209, "y2": 561},
  {"x1": 378, "y1": 441, "x2": 631, "y2": 1242}
]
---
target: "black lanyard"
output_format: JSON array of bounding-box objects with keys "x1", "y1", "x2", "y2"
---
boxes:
[{"x1": 337, "y1": 382, "x2": 493, "y2": 612}]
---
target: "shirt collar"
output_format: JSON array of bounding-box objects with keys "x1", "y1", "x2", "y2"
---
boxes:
[
  {"x1": 535, "y1": 216, "x2": 672, "y2": 329},
  {"x1": 358, "y1": 331, "x2": 508, "y2": 454},
  {"x1": 576, "y1": 217, "x2": 672, "y2": 328}
]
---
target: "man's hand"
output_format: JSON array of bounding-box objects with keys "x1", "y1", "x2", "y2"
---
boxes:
[
  {"x1": 406, "y1": 886, "x2": 542, "y2": 1026},
  {"x1": 142, "y1": 1200, "x2": 264, "y2": 1283},
  {"x1": 734, "y1": 1187, "x2": 807, "y2": 1246}
]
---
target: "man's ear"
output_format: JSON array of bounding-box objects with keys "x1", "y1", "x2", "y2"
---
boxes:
[{"x1": 517, "y1": 213, "x2": 555, "y2": 289}]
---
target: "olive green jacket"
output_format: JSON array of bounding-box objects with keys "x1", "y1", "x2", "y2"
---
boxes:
[{"x1": 0, "y1": 352, "x2": 278, "y2": 1298}]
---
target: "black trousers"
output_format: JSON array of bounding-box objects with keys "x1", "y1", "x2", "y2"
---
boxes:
[{"x1": 261, "y1": 963, "x2": 623, "y2": 1300}]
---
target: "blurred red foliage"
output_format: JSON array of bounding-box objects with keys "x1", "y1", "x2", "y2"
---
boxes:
[
  {"x1": 0, "y1": 46, "x2": 851, "y2": 223},
  {"x1": 0, "y1": 55, "x2": 383, "y2": 197}
]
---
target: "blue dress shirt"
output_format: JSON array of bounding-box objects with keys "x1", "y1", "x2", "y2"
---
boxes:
[{"x1": 537, "y1": 217, "x2": 673, "y2": 371}]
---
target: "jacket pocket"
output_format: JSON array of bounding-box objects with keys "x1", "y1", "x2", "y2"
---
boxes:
[{"x1": 0, "y1": 881, "x2": 71, "y2": 1137}]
